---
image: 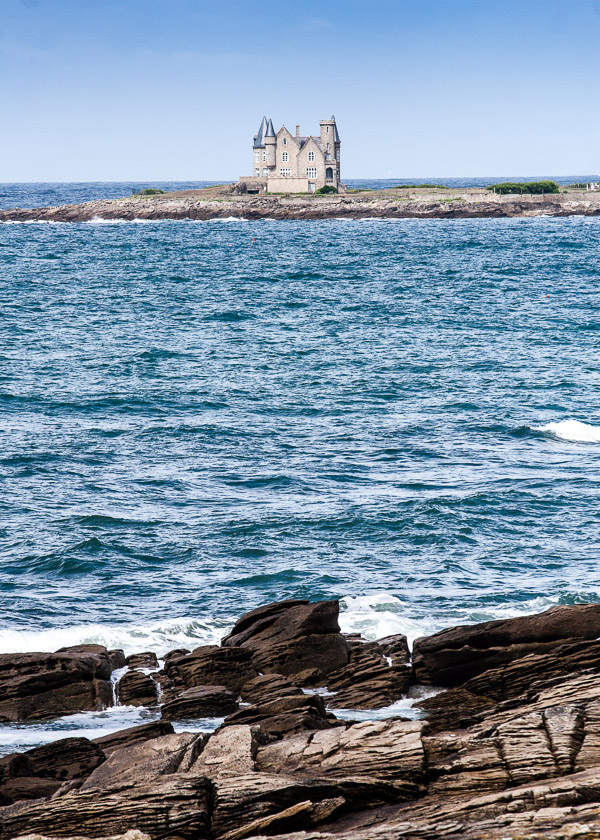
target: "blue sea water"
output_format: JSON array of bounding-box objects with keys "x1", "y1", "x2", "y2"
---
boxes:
[{"x1": 0, "y1": 182, "x2": 600, "y2": 748}]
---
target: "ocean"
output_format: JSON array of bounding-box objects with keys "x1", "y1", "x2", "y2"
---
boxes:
[{"x1": 1, "y1": 181, "x2": 599, "y2": 750}]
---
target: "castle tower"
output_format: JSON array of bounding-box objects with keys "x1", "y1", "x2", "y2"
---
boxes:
[
  {"x1": 252, "y1": 116, "x2": 268, "y2": 177},
  {"x1": 264, "y1": 118, "x2": 277, "y2": 171},
  {"x1": 319, "y1": 116, "x2": 341, "y2": 187}
]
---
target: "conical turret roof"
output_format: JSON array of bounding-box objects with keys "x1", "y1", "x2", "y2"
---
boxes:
[
  {"x1": 253, "y1": 116, "x2": 268, "y2": 148},
  {"x1": 265, "y1": 118, "x2": 276, "y2": 138}
]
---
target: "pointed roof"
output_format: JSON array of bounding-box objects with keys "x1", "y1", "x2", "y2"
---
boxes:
[
  {"x1": 265, "y1": 118, "x2": 276, "y2": 138},
  {"x1": 253, "y1": 116, "x2": 268, "y2": 148}
]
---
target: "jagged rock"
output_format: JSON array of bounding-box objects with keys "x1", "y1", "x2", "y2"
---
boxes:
[
  {"x1": 221, "y1": 600, "x2": 349, "y2": 682},
  {"x1": 412, "y1": 603, "x2": 600, "y2": 685},
  {"x1": 0, "y1": 776, "x2": 211, "y2": 839},
  {"x1": 161, "y1": 686, "x2": 238, "y2": 720},
  {"x1": 375, "y1": 633, "x2": 411, "y2": 664},
  {"x1": 163, "y1": 648, "x2": 190, "y2": 665},
  {"x1": 161, "y1": 645, "x2": 256, "y2": 699},
  {"x1": 0, "y1": 648, "x2": 116, "y2": 722},
  {"x1": 125, "y1": 652, "x2": 158, "y2": 670},
  {"x1": 116, "y1": 671, "x2": 158, "y2": 707},
  {"x1": 223, "y1": 694, "x2": 336, "y2": 738},
  {"x1": 257, "y1": 719, "x2": 425, "y2": 781},
  {"x1": 0, "y1": 738, "x2": 106, "y2": 806},
  {"x1": 80, "y1": 733, "x2": 200, "y2": 791},
  {"x1": 93, "y1": 720, "x2": 174, "y2": 754},
  {"x1": 210, "y1": 772, "x2": 417, "y2": 839},
  {"x1": 323, "y1": 640, "x2": 411, "y2": 709},
  {"x1": 189, "y1": 725, "x2": 261, "y2": 777},
  {"x1": 241, "y1": 674, "x2": 302, "y2": 704},
  {"x1": 55, "y1": 645, "x2": 126, "y2": 671}
]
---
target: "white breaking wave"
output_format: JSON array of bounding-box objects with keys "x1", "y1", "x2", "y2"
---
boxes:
[
  {"x1": 0, "y1": 617, "x2": 229, "y2": 657},
  {"x1": 535, "y1": 419, "x2": 600, "y2": 443},
  {"x1": 339, "y1": 593, "x2": 437, "y2": 647}
]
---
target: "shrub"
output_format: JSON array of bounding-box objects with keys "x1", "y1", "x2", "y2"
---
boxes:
[
  {"x1": 136, "y1": 188, "x2": 166, "y2": 196},
  {"x1": 487, "y1": 181, "x2": 560, "y2": 195},
  {"x1": 315, "y1": 185, "x2": 337, "y2": 195}
]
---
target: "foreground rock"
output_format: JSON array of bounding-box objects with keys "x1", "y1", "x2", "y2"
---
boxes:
[
  {"x1": 4, "y1": 600, "x2": 600, "y2": 839},
  {"x1": 221, "y1": 599, "x2": 348, "y2": 682},
  {"x1": 0, "y1": 646, "x2": 121, "y2": 722}
]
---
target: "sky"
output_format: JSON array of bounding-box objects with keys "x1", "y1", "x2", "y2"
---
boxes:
[{"x1": 0, "y1": 0, "x2": 598, "y2": 181}]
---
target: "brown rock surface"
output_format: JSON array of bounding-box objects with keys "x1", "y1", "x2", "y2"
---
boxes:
[
  {"x1": 5, "y1": 602, "x2": 600, "y2": 839},
  {"x1": 222, "y1": 694, "x2": 336, "y2": 738},
  {"x1": 412, "y1": 603, "x2": 600, "y2": 685},
  {"x1": 161, "y1": 685, "x2": 238, "y2": 719},
  {"x1": 323, "y1": 639, "x2": 411, "y2": 709},
  {"x1": 93, "y1": 720, "x2": 174, "y2": 754},
  {"x1": 0, "y1": 647, "x2": 117, "y2": 722},
  {"x1": 161, "y1": 645, "x2": 256, "y2": 698},
  {"x1": 222, "y1": 600, "x2": 349, "y2": 682},
  {"x1": 124, "y1": 652, "x2": 158, "y2": 670},
  {"x1": 116, "y1": 671, "x2": 158, "y2": 707}
]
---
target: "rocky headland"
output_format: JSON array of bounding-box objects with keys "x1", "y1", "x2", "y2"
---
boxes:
[
  {"x1": 2, "y1": 600, "x2": 600, "y2": 838},
  {"x1": 2, "y1": 184, "x2": 600, "y2": 223}
]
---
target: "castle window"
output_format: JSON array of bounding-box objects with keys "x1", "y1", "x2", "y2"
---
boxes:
[
  {"x1": 262, "y1": 151, "x2": 267, "y2": 162},
  {"x1": 255, "y1": 151, "x2": 260, "y2": 161},
  {"x1": 255, "y1": 168, "x2": 260, "y2": 176},
  {"x1": 307, "y1": 167, "x2": 317, "y2": 178},
  {"x1": 281, "y1": 151, "x2": 289, "y2": 163},
  {"x1": 308, "y1": 151, "x2": 315, "y2": 162},
  {"x1": 280, "y1": 168, "x2": 291, "y2": 176},
  {"x1": 263, "y1": 168, "x2": 268, "y2": 177},
  {"x1": 282, "y1": 138, "x2": 287, "y2": 146}
]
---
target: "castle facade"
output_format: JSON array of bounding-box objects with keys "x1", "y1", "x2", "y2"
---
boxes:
[{"x1": 242, "y1": 116, "x2": 341, "y2": 194}]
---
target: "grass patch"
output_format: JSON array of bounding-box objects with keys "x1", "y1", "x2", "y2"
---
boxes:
[{"x1": 487, "y1": 181, "x2": 559, "y2": 195}]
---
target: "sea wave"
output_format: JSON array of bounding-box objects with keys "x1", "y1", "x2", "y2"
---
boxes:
[{"x1": 534, "y1": 419, "x2": 600, "y2": 443}]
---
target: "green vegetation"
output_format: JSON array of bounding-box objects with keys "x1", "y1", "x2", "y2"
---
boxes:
[
  {"x1": 394, "y1": 184, "x2": 449, "y2": 190},
  {"x1": 315, "y1": 185, "x2": 338, "y2": 195},
  {"x1": 567, "y1": 182, "x2": 590, "y2": 189},
  {"x1": 487, "y1": 181, "x2": 560, "y2": 195},
  {"x1": 134, "y1": 188, "x2": 166, "y2": 196}
]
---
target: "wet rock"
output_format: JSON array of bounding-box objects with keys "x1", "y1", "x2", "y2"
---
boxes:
[
  {"x1": 0, "y1": 648, "x2": 116, "y2": 722},
  {"x1": 161, "y1": 685, "x2": 238, "y2": 720},
  {"x1": 222, "y1": 694, "x2": 337, "y2": 738},
  {"x1": 125, "y1": 652, "x2": 158, "y2": 669},
  {"x1": 116, "y1": 670, "x2": 158, "y2": 707},
  {"x1": 162, "y1": 645, "x2": 256, "y2": 698},
  {"x1": 412, "y1": 603, "x2": 600, "y2": 685},
  {"x1": 0, "y1": 737, "x2": 106, "y2": 806},
  {"x1": 375, "y1": 633, "x2": 411, "y2": 664},
  {"x1": 323, "y1": 639, "x2": 411, "y2": 709},
  {"x1": 163, "y1": 647, "x2": 190, "y2": 665},
  {"x1": 93, "y1": 720, "x2": 174, "y2": 754},
  {"x1": 221, "y1": 599, "x2": 349, "y2": 682},
  {"x1": 240, "y1": 674, "x2": 302, "y2": 704}
]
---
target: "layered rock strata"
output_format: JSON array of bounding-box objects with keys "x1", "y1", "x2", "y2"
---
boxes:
[{"x1": 3, "y1": 600, "x2": 600, "y2": 839}]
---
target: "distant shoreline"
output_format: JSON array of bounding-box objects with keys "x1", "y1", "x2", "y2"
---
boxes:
[{"x1": 1, "y1": 184, "x2": 600, "y2": 222}]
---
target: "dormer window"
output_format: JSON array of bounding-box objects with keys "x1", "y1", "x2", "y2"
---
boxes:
[
  {"x1": 308, "y1": 151, "x2": 315, "y2": 162},
  {"x1": 281, "y1": 151, "x2": 289, "y2": 162}
]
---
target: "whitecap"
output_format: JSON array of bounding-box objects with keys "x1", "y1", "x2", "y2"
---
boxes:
[
  {"x1": 0, "y1": 616, "x2": 229, "y2": 657},
  {"x1": 534, "y1": 419, "x2": 600, "y2": 443}
]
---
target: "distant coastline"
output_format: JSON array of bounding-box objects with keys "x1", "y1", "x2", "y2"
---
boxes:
[{"x1": 1, "y1": 183, "x2": 600, "y2": 222}]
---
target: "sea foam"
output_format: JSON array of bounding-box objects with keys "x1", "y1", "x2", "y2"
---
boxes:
[{"x1": 535, "y1": 419, "x2": 600, "y2": 443}]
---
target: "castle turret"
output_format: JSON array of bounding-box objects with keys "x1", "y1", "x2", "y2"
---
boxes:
[
  {"x1": 252, "y1": 116, "x2": 268, "y2": 176},
  {"x1": 264, "y1": 118, "x2": 277, "y2": 170},
  {"x1": 319, "y1": 116, "x2": 341, "y2": 187}
]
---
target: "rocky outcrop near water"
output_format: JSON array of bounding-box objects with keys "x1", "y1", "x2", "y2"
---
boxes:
[
  {"x1": 3, "y1": 600, "x2": 600, "y2": 838},
  {"x1": 1, "y1": 185, "x2": 599, "y2": 222}
]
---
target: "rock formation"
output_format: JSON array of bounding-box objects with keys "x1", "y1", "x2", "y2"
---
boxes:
[{"x1": 3, "y1": 600, "x2": 600, "y2": 839}]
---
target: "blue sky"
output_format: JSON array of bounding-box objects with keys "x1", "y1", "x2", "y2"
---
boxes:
[{"x1": 1, "y1": 0, "x2": 598, "y2": 181}]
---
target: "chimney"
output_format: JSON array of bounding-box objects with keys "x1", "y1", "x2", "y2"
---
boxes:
[{"x1": 296, "y1": 124, "x2": 300, "y2": 138}]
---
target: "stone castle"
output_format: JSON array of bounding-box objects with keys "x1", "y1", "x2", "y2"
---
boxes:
[{"x1": 239, "y1": 116, "x2": 341, "y2": 194}]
